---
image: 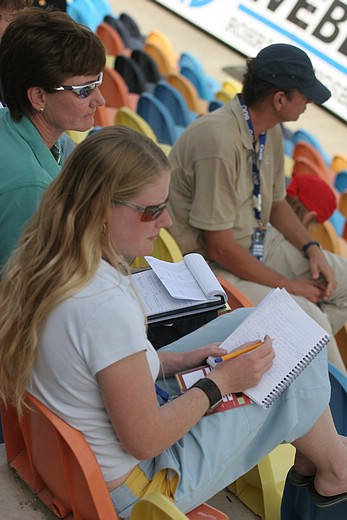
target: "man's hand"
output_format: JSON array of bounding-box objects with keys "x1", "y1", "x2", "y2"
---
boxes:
[{"x1": 307, "y1": 247, "x2": 336, "y2": 300}]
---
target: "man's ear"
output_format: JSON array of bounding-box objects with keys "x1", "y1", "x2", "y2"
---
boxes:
[
  {"x1": 303, "y1": 210, "x2": 318, "y2": 229},
  {"x1": 27, "y1": 86, "x2": 46, "y2": 112},
  {"x1": 273, "y1": 91, "x2": 287, "y2": 112}
]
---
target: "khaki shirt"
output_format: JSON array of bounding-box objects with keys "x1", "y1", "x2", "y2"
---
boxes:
[{"x1": 168, "y1": 96, "x2": 286, "y2": 258}]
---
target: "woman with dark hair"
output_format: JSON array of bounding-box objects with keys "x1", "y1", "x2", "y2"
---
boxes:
[
  {"x1": 0, "y1": 7, "x2": 106, "y2": 271},
  {"x1": 1, "y1": 126, "x2": 347, "y2": 517}
]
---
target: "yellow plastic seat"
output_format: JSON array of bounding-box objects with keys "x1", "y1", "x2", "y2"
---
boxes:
[
  {"x1": 215, "y1": 88, "x2": 234, "y2": 104},
  {"x1": 228, "y1": 444, "x2": 295, "y2": 520},
  {"x1": 144, "y1": 41, "x2": 173, "y2": 76},
  {"x1": 222, "y1": 78, "x2": 242, "y2": 97},
  {"x1": 131, "y1": 228, "x2": 183, "y2": 269},
  {"x1": 65, "y1": 129, "x2": 90, "y2": 144},
  {"x1": 146, "y1": 29, "x2": 178, "y2": 71},
  {"x1": 115, "y1": 106, "x2": 158, "y2": 140},
  {"x1": 331, "y1": 153, "x2": 347, "y2": 173},
  {"x1": 114, "y1": 107, "x2": 171, "y2": 156}
]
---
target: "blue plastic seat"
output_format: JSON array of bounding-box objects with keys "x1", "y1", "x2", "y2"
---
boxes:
[
  {"x1": 154, "y1": 80, "x2": 196, "y2": 127},
  {"x1": 180, "y1": 63, "x2": 215, "y2": 102},
  {"x1": 208, "y1": 99, "x2": 223, "y2": 112},
  {"x1": 328, "y1": 362, "x2": 347, "y2": 434},
  {"x1": 179, "y1": 51, "x2": 219, "y2": 97},
  {"x1": 67, "y1": 0, "x2": 104, "y2": 31},
  {"x1": 137, "y1": 92, "x2": 184, "y2": 145},
  {"x1": 334, "y1": 170, "x2": 347, "y2": 193}
]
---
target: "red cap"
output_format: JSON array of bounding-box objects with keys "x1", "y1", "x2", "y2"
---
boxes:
[{"x1": 286, "y1": 175, "x2": 337, "y2": 223}]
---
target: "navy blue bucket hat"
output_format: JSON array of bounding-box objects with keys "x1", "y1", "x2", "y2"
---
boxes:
[{"x1": 254, "y1": 43, "x2": 331, "y2": 104}]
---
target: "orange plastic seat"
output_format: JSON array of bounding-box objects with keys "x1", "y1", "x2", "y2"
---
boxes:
[
  {"x1": 1, "y1": 393, "x2": 229, "y2": 519},
  {"x1": 99, "y1": 66, "x2": 139, "y2": 125},
  {"x1": 216, "y1": 275, "x2": 254, "y2": 309},
  {"x1": 2, "y1": 393, "x2": 119, "y2": 519},
  {"x1": 292, "y1": 141, "x2": 336, "y2": 186},
  {"x1": 96, "y1": 21, "x2": 131, "y2": 58}
]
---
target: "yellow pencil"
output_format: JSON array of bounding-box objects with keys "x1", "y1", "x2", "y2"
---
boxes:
[{"x1": 214, "y1": 340, "x2": 266, "y2": 363}]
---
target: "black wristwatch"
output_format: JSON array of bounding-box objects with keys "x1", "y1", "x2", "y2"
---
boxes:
[
  {"x1": 302, "y1": 241, "x2": 321, "y2": 258},
  {"x1": 190, "y1": 378, "x2": 223, "y2": 414}
]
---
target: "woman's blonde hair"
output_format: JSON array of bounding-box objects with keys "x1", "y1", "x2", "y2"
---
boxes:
[{"x1": 0, "y1": 126, "x2": 170, "y2": 414}]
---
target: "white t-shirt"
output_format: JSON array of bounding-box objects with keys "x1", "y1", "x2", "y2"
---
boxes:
[{"x1": 30, "y1": 260, "x2": 160, "y2": 481}]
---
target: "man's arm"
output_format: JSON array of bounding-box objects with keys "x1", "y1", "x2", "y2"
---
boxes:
[
  {"x1": 204, "y1": 227, "x2": 328, "y2": 303},
  {"x1": 270, "y1": 199, "x2": 336, "y2": 300}
]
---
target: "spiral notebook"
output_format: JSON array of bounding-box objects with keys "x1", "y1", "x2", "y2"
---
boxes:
[{"x1": 208, "y1": 288, "x2": 330, "y2": 408}]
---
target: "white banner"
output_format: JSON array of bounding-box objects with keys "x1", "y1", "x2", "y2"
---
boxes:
[{"x1": 154, "y1": 0, "x2": 347, "y2": 123}]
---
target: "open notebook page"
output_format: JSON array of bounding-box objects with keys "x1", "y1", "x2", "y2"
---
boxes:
[{"x1": 145, "y1": 253, "x2": 226, "y2": 301}]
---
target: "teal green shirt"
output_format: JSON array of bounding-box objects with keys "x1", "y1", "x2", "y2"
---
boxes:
[{"x1": 0, "y1": 109, "x2": 62, "y2": 271}]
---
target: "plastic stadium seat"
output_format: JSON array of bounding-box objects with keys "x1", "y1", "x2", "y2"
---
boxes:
[
  {"x1": 292, "y1": 141, "x2": 336, "y2": 186},
  {"x1": 179, "y1": 51, "x2": 220, "y2": 96},
  {"x1": 104, "y1": 15, "x2": 144, "y2": 51},
  {"x1": 131, "y1": 493, "x2": 229, "y2": 519},
  {"x1": 215, "y1": 88, "x2": 234, "y2": 104},
  {"x1": 144, "y1": 41, "x2": 173, "y2": 76},
  {"x1": 67, "y1": 0, "x2": 103, "y2": 31},
  {"x1": 114, "y1": 55, "x2": 147, "y2": 94},
  {"x1": 154, "y1": 80, "x2": 196, "y2": 127},
  {"x1": 137, "y1": 92, "x2": 185, "y2": 145},
  {"x1": 94, "y1": 104, "x2": 112, "y2": 127},
  {"x1": 119, "y1": 12, "x2": 146, "y2": 47},
  {"x1": 167, "y1": 72, "x2": 209, "y2": 116},
  {"x1": 132, "y1": 48, "x2": 161, "y2": 85},
  {"x1": 209, "y1": 99, "x2": 224, "y2": 112},
  {"x1": 146, "y1": 29, "x2": 178, "y2": 71},
  {"x1": 2, "y1": 393, "x2": 119, "y2": 519},
  {"x1": 131, "y1": 228, "x2": 183, "y2": 269},
  {"x1": 180, "y1": 63, "x2": 215, "y2": 102},
  {"x1": 96, "y1": 21, "x2": 131, "y2": 58},
  {"x1": 65, "y1": 129, "x2": 90, "y2": 144},
  {"x1": 1, "y1": 393, "x2": 229, "y2": 519},
  {"x1": 292, "y1": 128, "x2": 331, "y2": 167},
  {"x1": 99, "y1": 66, "x2": 139, "y2": 124},
  {"x1": 331, "y1": 153, "x2": 347, "y2": 174},
  {"x1": 335, "y1": 170, "x2": 347, "y2": 193},
  {"x1": 222, "y1": 78, "x2": 242, "y2": 97},
  {"x1": 115, "y1": 106, "x2": 157, "y2": 140}
]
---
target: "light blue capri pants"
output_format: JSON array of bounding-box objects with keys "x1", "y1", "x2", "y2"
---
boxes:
[{"x1": 110, "y1": 308, "x2": 330, "y2": 518}]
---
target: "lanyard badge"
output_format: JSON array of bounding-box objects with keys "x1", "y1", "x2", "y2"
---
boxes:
[{"x1": 239, "y1": 96, "x2": 267, "y2": 262}]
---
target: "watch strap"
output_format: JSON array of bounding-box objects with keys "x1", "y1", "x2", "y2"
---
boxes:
[
  {"x1": 302, "y1": 241, "x2": 321, "y2": 258},
  {"x1": 190, "y1": 378, "x2": 222, "y2": 412}
]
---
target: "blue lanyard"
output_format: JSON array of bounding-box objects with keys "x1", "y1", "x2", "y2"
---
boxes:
[{"x1": 239, "y1": 96, "x2": 266, "y2": 223}]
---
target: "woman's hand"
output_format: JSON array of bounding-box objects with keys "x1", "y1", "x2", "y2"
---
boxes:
[{"x1": 207, "y1": 336, "x2": 275, "y2": 395}]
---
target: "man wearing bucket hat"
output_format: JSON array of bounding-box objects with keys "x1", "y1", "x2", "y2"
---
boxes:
[{"x1": 168, "y1": 43, "x2": 347, "y2": 373}]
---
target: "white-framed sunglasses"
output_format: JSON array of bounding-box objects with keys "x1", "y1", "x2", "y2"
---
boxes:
[{"x1": 52, "y1": 72, "x2": 103, "y2": 99}]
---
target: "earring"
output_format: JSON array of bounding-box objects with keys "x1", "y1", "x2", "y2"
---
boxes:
[{"x1": 40, "y1": 106, "x2": 45, "y2": 113}]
